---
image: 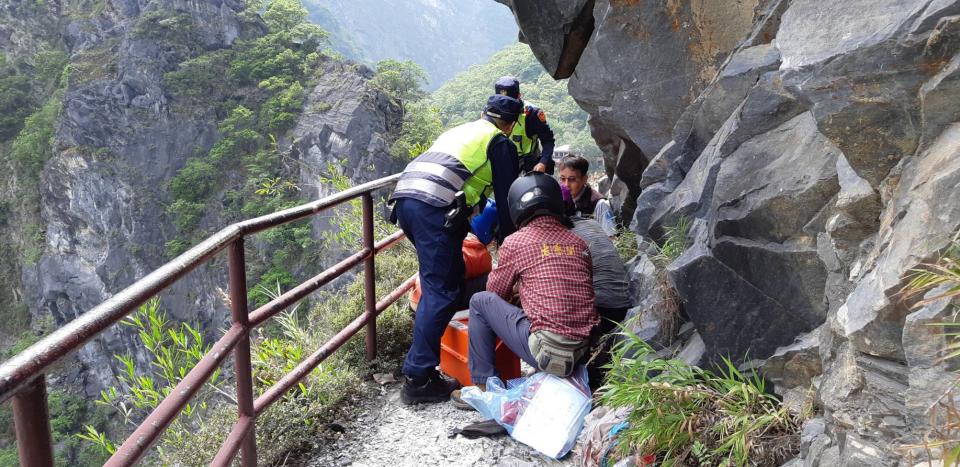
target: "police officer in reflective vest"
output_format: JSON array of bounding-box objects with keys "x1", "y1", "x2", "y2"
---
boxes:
[
  {"x1": 494, "y1": 76, "x2": 557, "y2": 175},
  {"x1": 390, "y1": 95, "x2": 523, "y2": 404}
]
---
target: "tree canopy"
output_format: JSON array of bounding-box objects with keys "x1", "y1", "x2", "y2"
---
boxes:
[
  {"x1": 429, "y1": 42, "x2": 599, "y2": 156},
  {"x1": 371, "y1": 59, "x2": 430, "y2": 103}
]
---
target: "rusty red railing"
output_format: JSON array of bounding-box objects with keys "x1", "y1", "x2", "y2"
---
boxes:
[{"x1": 0, "y1": 173, "x2": 415, "y2": 466}]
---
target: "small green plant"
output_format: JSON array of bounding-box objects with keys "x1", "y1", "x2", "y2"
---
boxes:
[
  {"x1": 77, "y1": 424, "x2": 116, "y2": 455},
  {"x1": 309, "y1": 101, "x2": 333, "y2": 113},
  {"x1": 652, "y1": 215, "x2": 691, "y2": 267},
  {"x1": 21, "y1": 222, "x2": 46, "y2": 265},
  {"x1": 904, "y1": 230, "x2": 960, "y2": 308},
  {"x1": 79, "y1": 298, "x2": 227, "y2": 463},
  {"x1": 254, "y1": 177, "x2": 300, "y2": 197},
  {"x1": 899, "y1": 230, "x2": 960, "y2": 463},
  {"x1": 614, "y1": 228, "x2": 638, "y2": 262},
  {"x1": 600, "y1": 324, "x2": 800, "y2": 466}
]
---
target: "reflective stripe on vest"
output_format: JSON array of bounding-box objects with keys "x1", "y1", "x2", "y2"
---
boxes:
[
  {"x1": 510, "y1": 102, "x2": 540, "y2": 159},
  {"x1": 394, "y1": 178, "x2": 458, "y2": 205},
  {"x1": 406, "y1": 161, "x2": 467, "y2": 188},
  {"x1": 392, "y1": 119, "x2": 500, "y2": 208}
]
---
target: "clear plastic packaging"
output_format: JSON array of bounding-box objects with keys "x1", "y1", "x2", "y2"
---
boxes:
[{"x1": 460, "y1": 366, "x2": 592, "y2": 459}]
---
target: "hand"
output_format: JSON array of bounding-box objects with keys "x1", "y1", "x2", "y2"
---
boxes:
[
  {"x1": 532, "y1": 162, "x2": 547, "y2": 173},
  {"x1": 510, "y1": 283, "x2": 521, "y2": 305}
]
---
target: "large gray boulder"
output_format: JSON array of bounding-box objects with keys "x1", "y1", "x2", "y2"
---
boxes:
[
  {"x1": 495, "y1": 0, "x2": 960, "y2": 462},
  {"x1": 505, "y1": 0, "x2": 764, "y2": 225},
  {"x1": 495, "y1": 0, "x2": 593, "y2": 78}
]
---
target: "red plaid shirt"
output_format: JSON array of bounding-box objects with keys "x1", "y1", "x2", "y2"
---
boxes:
[{"x1": 487, "y1": 216, "x2": 597, "y2": 339}]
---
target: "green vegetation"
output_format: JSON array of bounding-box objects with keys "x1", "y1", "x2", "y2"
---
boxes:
[
  {"x1": 429, "y1": 42, "x2": 600, "y2": 156},
  {"x1": 164, "y1": 0, "x2": 327, "y2": 260},
  {"x1": 0, "y1": 389, "x2": 111, "y2": 466},
  {"x1": 900, "y1": 230, "x2": 960, "y2": 463},
  {"x1": 0, "y1": 46, "x2": 69, "y2": 346},
  {"x1": 614, "y1": 228, "x2": 639, "y2": 263},
  {"x1": 66, "y1": 42, "x2": 118, "y2": 86},
  {"x1": 62, "y1": 0, "x2": 108, "y2": 19},
  {"x1": 653, "y1": 215, "x2": 691, "y2": 267},
  {"x1": 904, "y1": 230, "x2": 960, "y2": 309},
  {"x1": 79, "y1": 297, "x2": 228, "y2": 462},
  {"x1": 82, "y1": 198, "x2": 416, "y2": 465},
  {"x1": 0, "y1": 49, "x2": 67, "y2": 141},
  {"x1": 601, "y1": 327, "x2": 801, "y2": 466},
  {"x1": 391, "y1": 100, "x2": 443, "y2": 160},
  {"x1": 356, "y1": 58, "x2": 442, "y2": 160},
  {"x1": 371, "y1": 59, "x2": 429, "y2": 102},
  {"x1": 0, "y1": 75, "x2": 32, "y2": 140},
  {"x1": 20, "y1": 222, "x2": 47, "y2": 265},
  {"x1": 10, "y1": 95, "x2": 63, "y2": 185},
  {"x1": 132, "y1": 10, "x2": 199, "y2": 43}
]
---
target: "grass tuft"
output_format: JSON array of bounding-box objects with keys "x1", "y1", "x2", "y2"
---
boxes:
[
  {"x1": 599, "y1": 324, "x2": 801, "y2": 466},
  {"x1": 652, "y1": 215, "x2": 691, "y2": 268},
  {"x1": 902, "y1": 230, "x2": 960, "y2": 307},
  {"x1": 898, "y1": 229, "x2": 960, "y2": 464}
]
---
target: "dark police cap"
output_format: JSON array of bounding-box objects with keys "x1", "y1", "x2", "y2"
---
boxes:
[
  {"x1": 484, "y1": 95, "x2": 523, "y2": 122},
  {"x1": 494, "y1": 76, "x2": 521, "y2": 98}
]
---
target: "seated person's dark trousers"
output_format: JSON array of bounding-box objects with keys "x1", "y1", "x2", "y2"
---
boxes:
[{"x1": 467, "y1": 291, "x2": 540, "y2": 385}]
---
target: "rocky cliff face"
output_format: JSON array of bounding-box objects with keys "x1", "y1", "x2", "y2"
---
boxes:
[
  {"x1": 0, "y1": 0, "x2": 403, "y2": 396},
  {"x1": 501, "y1": 0, "x2": 960, "y2": 463}
]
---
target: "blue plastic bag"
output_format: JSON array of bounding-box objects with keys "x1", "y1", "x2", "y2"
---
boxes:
[{"x1": 461, "y1": 366, "x2": 591, "y2": 459}]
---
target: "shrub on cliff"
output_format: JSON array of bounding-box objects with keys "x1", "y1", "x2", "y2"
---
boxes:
[
  {"x1": 600, "y1": 326, "x2": 802, "y2": 466},
  {"x1": 371, "y1": 59, "x2": 429, "y2": 103},
  {"x1": 390, "y1": 100, "x2": 442, "y2": 160}
]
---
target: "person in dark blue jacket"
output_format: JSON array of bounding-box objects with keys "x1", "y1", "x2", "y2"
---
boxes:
[
  {"x1": 389, "y1": 94, "x2": 522, "y2": 404},
  {"x1": 494, "y1": 76, "x2": 557, "y2": 175}
]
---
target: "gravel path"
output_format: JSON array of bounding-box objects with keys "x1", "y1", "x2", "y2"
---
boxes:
[{"x1": 304, "y1": 380, "x2": 581, "y2": 466}]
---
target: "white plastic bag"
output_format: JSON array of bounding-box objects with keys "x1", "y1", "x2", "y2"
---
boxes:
[{"x1": 461, "y1": 366, "x2": 591, "y2": 459}]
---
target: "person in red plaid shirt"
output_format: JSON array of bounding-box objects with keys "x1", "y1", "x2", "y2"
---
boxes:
[{"x1": 452, "y1": 173, "x2": 598, "y2": 408}]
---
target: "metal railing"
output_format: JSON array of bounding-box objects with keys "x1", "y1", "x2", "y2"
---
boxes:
[{"x1": 0, "y1": 173, "x2": 414, "y2": 466}]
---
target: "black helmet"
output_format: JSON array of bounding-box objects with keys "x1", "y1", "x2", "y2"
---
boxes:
[{"x1": 507, "y1": 173, "x2": 566, "y2": 228}]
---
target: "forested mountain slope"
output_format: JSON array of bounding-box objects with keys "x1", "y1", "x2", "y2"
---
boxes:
[
  {"x1": 430, "y1": 42, "x2": 600, "y2": 157},
  {"x1": 305, "y1": 0, "x2": 518, "y2": 89}
]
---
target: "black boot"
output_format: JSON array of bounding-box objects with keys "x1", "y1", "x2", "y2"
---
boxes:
[{"x1": 401, "y1": 369, "x2": 460, "y2": 405}]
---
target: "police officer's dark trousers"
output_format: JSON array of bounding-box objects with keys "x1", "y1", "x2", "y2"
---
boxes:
[{"x1": 395, "y1": 197, "x2": 468, "y2": 377}]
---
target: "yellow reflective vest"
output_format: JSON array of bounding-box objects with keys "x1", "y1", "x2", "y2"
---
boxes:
[{"x1": 392, "y1": 119, "x2": 500, "y2": 208}]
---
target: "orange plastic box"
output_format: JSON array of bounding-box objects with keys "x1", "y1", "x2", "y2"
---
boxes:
[{"x1": 440, "y1": 311, "x2": 521, "y2": 386}]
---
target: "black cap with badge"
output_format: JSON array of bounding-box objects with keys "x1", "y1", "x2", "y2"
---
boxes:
[{"x1": 483, "y1": 94, "x2": 523, "y2": 123}]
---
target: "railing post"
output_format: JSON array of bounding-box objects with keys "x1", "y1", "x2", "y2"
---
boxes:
[
  {"x1": 12, "y1": 376, "x2": 54, "y2": 467},
  {"x1": 362, "y1": 193, "x2": 377, "y2": 361},
  {"x1": 228, "y1": 239, "x2": 258, "y2": 467}
]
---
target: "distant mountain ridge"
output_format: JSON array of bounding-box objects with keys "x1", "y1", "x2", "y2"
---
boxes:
[{"x1": 305, "y1": 0, "x2": 518, "y2": 89}]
